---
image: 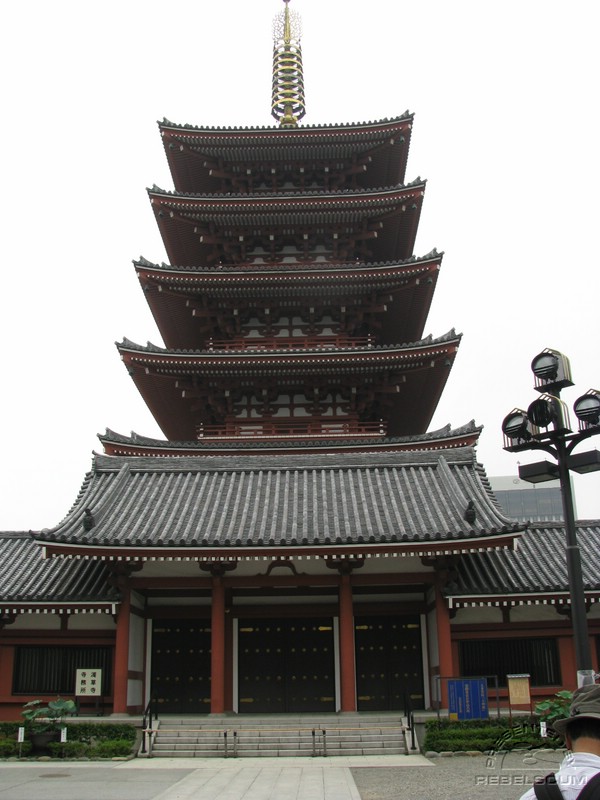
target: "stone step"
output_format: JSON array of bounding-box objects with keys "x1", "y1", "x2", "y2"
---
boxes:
[{"x1": 148, "y1": 714, "x2": 408, "y2": 758}]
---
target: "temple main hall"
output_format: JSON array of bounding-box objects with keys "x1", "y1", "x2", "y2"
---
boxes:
[{"x1": 1, "y1": 1, "x2": 598, "y2": 721}]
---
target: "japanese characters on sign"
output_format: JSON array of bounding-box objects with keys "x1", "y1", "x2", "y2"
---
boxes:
[{"x1": 75, "y1": 668, "x2": 102, "y2": 696}]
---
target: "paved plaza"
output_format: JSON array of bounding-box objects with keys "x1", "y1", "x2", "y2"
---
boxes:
[{"x1": 0, "y1": 750, "x2": 566, "y2": 800}]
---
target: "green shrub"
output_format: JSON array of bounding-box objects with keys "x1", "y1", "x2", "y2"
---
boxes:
[
  {"x1": 0, "y1": 737, "x2": 32, "y2": 757},
  {"x1": 64, "y1": 723, "x2": 136, "y2": 744},
  {"x1": 91, "y1": 738, "x2": 135, "y2": 757},
  {"x1": 0, "y1": 721, "x2": 137, "y2": 759},
  {"x1": 535, "y1": 691, "x2": 573, "y2": 727},
  {"x1": 0, "y1": 739, "x2": 18, "y2": 757},
  {"x1": 41, "y1": 735, "x2": 136, "y2": 759},
  {"x1": 423, "y1": 718, "x2": 562, "y2": 753},
  {"x1": 47, "y1": 741, "x2": 90, "y2": 758}
]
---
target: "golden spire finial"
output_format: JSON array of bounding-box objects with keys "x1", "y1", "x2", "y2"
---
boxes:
[{"x1": 271, "y1": 0, "x2": 306, "y2": 128}]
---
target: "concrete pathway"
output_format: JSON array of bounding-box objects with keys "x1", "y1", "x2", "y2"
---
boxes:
[{"x1": 0, "y1": 755, "x2": 431, "y2": 800}]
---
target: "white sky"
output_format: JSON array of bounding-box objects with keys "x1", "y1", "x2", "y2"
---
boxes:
[{"x1": 1, "y1": 0, "x2": 598, "y2": 530}]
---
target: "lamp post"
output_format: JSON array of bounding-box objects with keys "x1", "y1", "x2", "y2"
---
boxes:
[{"x1": 501, "y1": 349, "x2": 600, "y2": 688}]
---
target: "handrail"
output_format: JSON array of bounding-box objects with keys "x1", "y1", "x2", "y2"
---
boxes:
[
  {"x1": 404, "y1": 692, "x2": 416, "y2": 751},
  {"x1": 141, "y1": 697, "x2": 158, "y2": 755}
]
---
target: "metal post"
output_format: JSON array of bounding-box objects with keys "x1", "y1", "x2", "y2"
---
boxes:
[{"x1": 556, "y1": 439, "x2": 593, "y2": 685}]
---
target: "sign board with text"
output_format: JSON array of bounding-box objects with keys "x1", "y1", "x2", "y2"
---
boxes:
[
  {"x1": 448, "y1": 678, "x2": 489, "y2": 720},
  {"x1": 507, "y1": 674, "x2": 531, "y2": 706},
  {"x1": 75, "y1": 668, "x2": 102, "y2": 696}
]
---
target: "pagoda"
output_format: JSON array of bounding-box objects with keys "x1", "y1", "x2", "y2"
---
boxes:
[
  {"x1": 31, "y1": 0, "x2": 522, "y2": 716},
  {"x1": 11, "y1": 1, "x2": 599, "y2": 724}
]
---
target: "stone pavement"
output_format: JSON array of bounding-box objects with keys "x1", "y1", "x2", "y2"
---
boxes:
[
  {"x1": 0, "y1": 751, "x2": 566, "y2": 800},
  {"x1": 0, "y1": 755, "x2": 428, "y2": 800}
]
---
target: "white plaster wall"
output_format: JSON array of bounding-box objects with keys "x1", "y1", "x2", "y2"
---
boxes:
[
  {"x1": 452, "y1": 606, "x2": 503, "y2": 624},
  {"x1": 127, "y1": 599, "x2": 146, "y2": 709},
  {"x1": 588, "y1": 603, "x2": 600, "y2": 619},
  {"x1": 510, "y1": 605, "x2": 563, "y2": 622},
  {"x1": 127, "y1": 678, "x2": 143, "y2": 707},
  {"x1": 128, "y1": 613, "x2": 145, "y2": 673},
  {"x1": 10, "y1": 614, "x2": 61, "y2": 630},
  {"x1": 68, "y1": 614, "x2": 116, "y2": 630}
]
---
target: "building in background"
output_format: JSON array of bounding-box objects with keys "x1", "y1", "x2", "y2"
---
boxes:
[{"x1": 490, "y1": 475, "x2": 568, "y2": 522}]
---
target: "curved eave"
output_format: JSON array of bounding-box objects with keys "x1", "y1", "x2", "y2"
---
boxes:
[
  {"x1": 117, "y1": 332, "x2": 460, "y2": 366},
  {"x1": 134, "y1": 252, "x2": 442, "y2": 285},
  {"x1": 98, "y1": 422, "x2": 482, "y2": 458},
  {"x1": 160, "y1": 115, "x2": 414, "y2": 194},
  {"x1": 135, "y1": 254, "x2": 440, "y2": 349},
  {"x1": 36, "y1": 533, "x2": 523, "y2": 563},
  {"x1": 446, "y1": 522, "x2": 600, "y2": 605},
  {"x1": 34, "y1": 447, "x2": 518, "y2": 551},
  {"x1": 117, "y1": 335, "x2": 459, "y2": 440},
  {"x1": 159, "y1": 113, "x2": 414, "y2": 136},
  {"x1": 0, "y1": 533, "x2": 120, "y2": 609},
  {"x1": 148, "y1": 184, "x2": 425, "y2": 268}
]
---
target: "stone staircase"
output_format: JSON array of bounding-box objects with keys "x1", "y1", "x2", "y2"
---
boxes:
[{"x1": 147, "y1": 713, "x2": 409, "y2": 758}]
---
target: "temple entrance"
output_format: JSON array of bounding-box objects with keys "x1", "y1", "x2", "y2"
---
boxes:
[
  {"x1": 151, "y1": 620, "x2": 212, "y2": 713},
  {"x1": 237, "y1": 617, "x2": 335, "y2": 713},
  {"x1": 355, "y1": 615, "x2": 424, "y2": 711}
]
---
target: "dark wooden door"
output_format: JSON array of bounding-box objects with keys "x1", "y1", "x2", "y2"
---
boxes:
[
  {"x1": 152, "y1": 620, "x2": 212, "y2": 713},
  {"x1": 238, "y1": 617, "x2": 335, "y2": 713},
  {"x1": 355, "y1": 615, "x2": 424, "y2": 711}
]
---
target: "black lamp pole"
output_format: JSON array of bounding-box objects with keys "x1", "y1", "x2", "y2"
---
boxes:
[
  {"x1": 554, "y1": 434, "x2": 592, "y2": 677},
  {"x1": 502, "y1": 349, "x2": 600, "y2": 687}
]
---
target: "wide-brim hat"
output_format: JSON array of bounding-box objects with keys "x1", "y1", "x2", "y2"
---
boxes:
[{"x1": 553, "y1": 685, "x2": 600, "y2": 736}]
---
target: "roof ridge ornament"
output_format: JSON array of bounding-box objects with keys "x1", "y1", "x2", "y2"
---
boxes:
[{"x1": 271, "y1": 0, "x2": 306, "y2": 128}]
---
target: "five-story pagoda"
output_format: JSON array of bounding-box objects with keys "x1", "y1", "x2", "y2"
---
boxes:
[{"x1": 33, "y1": 0, "x2": 522, "y2": 716}]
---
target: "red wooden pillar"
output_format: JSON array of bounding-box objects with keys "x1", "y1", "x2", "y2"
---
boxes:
[
  {"x1": 113, "y1": 586, "x2": 131, "y2": 714},
  {"x1": 435, "y1": 579, "x2": 453, "y2": 708},
  {"x1": 224, "y1": 595, "x2": 234, "y2": 712},
  {"x1": 210, "y1": 576, "x2": 226, "y2": 714},
  {"x1": 339, "y1": 573, "x2": 357, "y2": 712}
]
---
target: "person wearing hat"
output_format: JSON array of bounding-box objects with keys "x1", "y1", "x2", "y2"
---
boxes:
[{"x1": 519, "y1": 684, "x2": 600, "y2": 800}]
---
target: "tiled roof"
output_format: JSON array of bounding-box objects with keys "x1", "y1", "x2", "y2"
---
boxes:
[
  {"x1": 0, "y1": 532, "x2": 119, "y2": 607},
  {"x1": 35, "y1": 447, "x2": 522, "y2": 550},
  {"x1": 117, "y1": 329, "x2": 460, "y2": 359},
  {"x1": 159, "y1": 115, "x2": 415, "y2": 194},
  {"x1": 447, "y1": 522, "x2": 600, "y2": 601},
  {"x1": 98, "y1": 420, "x2": 482, "y2": 454},
  {"x1": 133, "y1": 250, "x2": 442, "y2": 284},
  {"x1": 159, "y1": 113, "x2": 414, "y2": 135}
]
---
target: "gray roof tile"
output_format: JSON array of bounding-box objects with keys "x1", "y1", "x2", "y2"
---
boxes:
[
  {"x1": 0, "y1": 532, "x2": 120, "y2": 605},
  {"x1": 449, "y1": 522, "x2": 600, "y2": 598},
  {"x1": 36, "y1": 447, "x2": 521, "y2": 549}
]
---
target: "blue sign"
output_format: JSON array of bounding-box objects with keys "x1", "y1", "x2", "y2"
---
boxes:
[{"x1": 448, "y1": 678, "x2": 489, "y2": 720}]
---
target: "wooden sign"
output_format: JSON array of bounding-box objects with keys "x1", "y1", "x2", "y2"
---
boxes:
[{"x1": 507, "y1": 674, "x2": 531, "y2": 706}]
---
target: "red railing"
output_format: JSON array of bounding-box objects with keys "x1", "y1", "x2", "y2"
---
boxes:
[
  {"x1": 206, "y1": 335, "x2": 375, "y2": 351},
  {"x1": 197, "y1": 418, "x2": 387, "y2": 439}
]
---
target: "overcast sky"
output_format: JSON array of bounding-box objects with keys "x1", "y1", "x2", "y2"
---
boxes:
[{"x1": 1, "y1": 0, "x2": 598, "y2": 530}]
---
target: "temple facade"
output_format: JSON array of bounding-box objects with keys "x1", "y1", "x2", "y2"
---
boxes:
[{"x1": 1, "y1": 1, "x2": 598, "y2": 720}]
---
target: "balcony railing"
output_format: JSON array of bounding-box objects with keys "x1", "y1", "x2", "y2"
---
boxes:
[
  {"x1": 206, "y1": 335, "x2": 375, "y2": 351},
  {"x1": 197, "y1": 418, "x2": 387, "y2": 440}
]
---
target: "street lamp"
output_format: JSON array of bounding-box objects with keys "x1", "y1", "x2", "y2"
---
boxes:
[{"x1": 501, "y1": 349, "x2": 600, "y2": 687}]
